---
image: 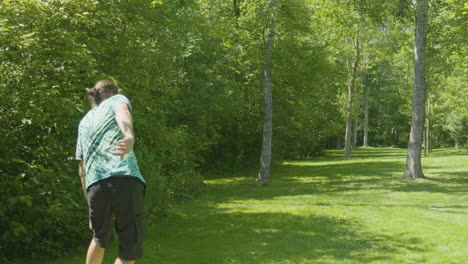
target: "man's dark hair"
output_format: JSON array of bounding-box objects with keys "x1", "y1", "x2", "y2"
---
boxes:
[{"x1": 87, "y1": 80, "x2": 123, "y2": 106}]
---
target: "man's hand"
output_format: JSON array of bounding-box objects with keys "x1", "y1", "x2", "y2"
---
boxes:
[{"x1": 112, "y1": 136, "x2": 135, "y2": 160}]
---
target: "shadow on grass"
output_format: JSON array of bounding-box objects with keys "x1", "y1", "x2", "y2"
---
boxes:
[
  {"x1": 396, "y1": 170, "x2": 467, "y2": 193},
  {"x1": 318, "y1": 202, "x2": 468, "y2": 216},
  {"x1": 323, "y1": 147, "x2": 407, "y2": 159},
  {"x1": 205, "y1": 161, "x2": 403, "y2": 203},
  {"x1": 207, "y1": 149, "x2": 466, "y2": 204},
  {"x1": 150, "y1": 207, "x2": 426, "y2": 264},
  {"x1": 395, "y1": 181, "x2": 467, "y2": 193},
  {"x1": 428, "y1": 172, "x2": 468, "y2": 184},
  {"x1": 428, "y1": 205, "x2": 468, "y2": 215},
  {"x1": 425, "y1": 148, "x2": 468, "y2": 157}
]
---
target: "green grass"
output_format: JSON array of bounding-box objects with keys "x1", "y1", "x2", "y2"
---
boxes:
[{"x1": 13, "y1": 148, "x2": 467, "y2": 264}]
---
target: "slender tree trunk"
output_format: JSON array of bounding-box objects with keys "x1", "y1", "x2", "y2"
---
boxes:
[
  {"x1": 424, "y1": 97, "x2": 431, "y2": 157},
  {"x1": 352, "y1": 118, "x2": 358, "y2": 149},
  {"x1": 423, "y1": 125, "x2": 427, "y2": 157},
  {"x1": 352, "y1": 96, "x2": 360, "y2": 148},
  {"x1": 257, "y1": 0, "x2": 279, "y2": 182},
  {"x1": 426, "y1": 98, "x2": 431, "y2": 152},
  {"x1": 344, "y1": 36, "x2": 360, "y2": 159},
  {"x1": 403, "y1": 0, "x2": 427, "y2": 179},
  {"x1": 233, "y1": 0, "x2": 241, "y2": 18},
  {"x1": 363, "y1": 83, "x2": 369, "y2": 147}
]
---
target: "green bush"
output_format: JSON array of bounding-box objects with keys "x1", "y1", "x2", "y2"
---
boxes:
[{"x1": 0, "y1": 1, "x2": 205, "y2": 259}]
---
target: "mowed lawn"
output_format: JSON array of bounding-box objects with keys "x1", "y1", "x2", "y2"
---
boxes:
[{"x1": 14, "y1": 148, "x2": 467, "y2": 264}]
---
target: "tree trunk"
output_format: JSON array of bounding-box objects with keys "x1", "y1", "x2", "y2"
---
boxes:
[
  {"x1": 344, "y1": 36, "x2": 360, "y2": 159},
  {"x1": 403, "y1": 0, "x2": 427, "y2": 179},
  {"x1": 352, "y1": 118, "x2": 358, "y2": 149},
  {"x1": 424, "y1": 98, "x2": 431, "y2": 157},
  {"x1": 233, "y1": 0, "x2": 241, "y2": 18},
  {"x1": 352, "y1": 96, "x2": 360, "y2": 148},
  {"x1": 426, "y1": 98, "x2": 431, "y2": 152},
  {"x1": 363, "y1": 82, "x2": 369, "y2": 147},
  {"x1": 423, "y1": 125, "x2": 427, "y2": 157},
  {"x1": 257, "y1": 0, "x2": 279, "y2": 182}
]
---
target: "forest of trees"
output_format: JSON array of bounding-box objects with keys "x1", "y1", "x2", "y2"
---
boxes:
[{"x1": 0, "y1": 0, "x2": 466, "y2": 259}]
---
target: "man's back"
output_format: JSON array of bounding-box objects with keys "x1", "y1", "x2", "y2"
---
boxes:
[{"x1": 76, "y1": 94, "x2": 144, "y2": 190}]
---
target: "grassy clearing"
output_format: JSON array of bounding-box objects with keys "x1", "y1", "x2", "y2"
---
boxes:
[{"x1": 13, "y1": 148, "x2": 467, "y2": 264}]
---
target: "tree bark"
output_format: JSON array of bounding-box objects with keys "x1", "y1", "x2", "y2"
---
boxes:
[
  {"x1": 233, "y1": 0, "x2": 241, "y2": 18},
  {"x1": 423, "y1": 125, "x2": 427, "y2": 157},
  {"x1": 257, "y1": 0, "x2": 279, "y2": 182},
  {"x1": 403, "y1": 0, "x2": 427, "y2": 179},
  {"x1": 424, "y1": 99, "x2": 431, "y2": 157},
  {"x1": 426, "y1": 98, "x2": 431, "y2": 153},
  {"x1": 363, "y1": 82, "x2": 369, "y2": 147},
  {"x1": 344, "y1": 36, "x2": 360, "y2": 159},
  {"x1": 352, "y1": 96, "x2": 360, "y2": 148}
]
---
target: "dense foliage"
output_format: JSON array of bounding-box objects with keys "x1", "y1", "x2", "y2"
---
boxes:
[{"x1": 0, "y1": 0, "x2": 465, "y2": 259}]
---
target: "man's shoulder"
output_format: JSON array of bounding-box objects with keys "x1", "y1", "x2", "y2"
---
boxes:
[
  {"x1": 111, "y1": 94, "x2": 129, "y2": 101},
  {"x1": 110, "y1": 94, "x2": 132, "y2": 110}
]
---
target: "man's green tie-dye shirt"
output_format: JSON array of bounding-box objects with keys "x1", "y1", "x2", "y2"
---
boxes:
[{"x1": 76, "y1": 94, "x2": 145, "y2": 190}]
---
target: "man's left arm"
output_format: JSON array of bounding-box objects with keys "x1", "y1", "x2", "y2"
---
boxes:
[{"x1": 112, "y1": 102, "x2": 135, "y2": 160}]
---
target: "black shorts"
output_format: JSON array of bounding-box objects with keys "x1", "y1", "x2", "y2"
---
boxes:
[{"x1": 87, "y1": 176, "x2": 146, "y2": 260}]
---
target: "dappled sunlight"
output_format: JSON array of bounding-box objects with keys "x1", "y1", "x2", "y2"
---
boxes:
[
  {"x1": 253, "y1": 228, "x2": 281, "y2": 234},
  {"x1": 282, "y1": 158, "x2": 403, "y2": 168},
  {"x1": 279, "y1": 160, "x2": 406, "y2": 178},
  {"x1": 425, "y1": 148, "x2": 468, "y2": 157},
  {"x1": 204, "y1": 177, "x2": 250, "y2": 185},
  {"x1": 282, "y1": 160, "x2": 347, "y2": 167},
  {"x1": 211, "y1": 199, "x2": 319, "y2": 215},
  {"x1": 151, "y1": 208, "x2": 427, "y2": 264},
  {"x1": 281, "y1": 148, "x2": 407, "y2": 168},
  {"x1": 282, "y1": 176, "x2": 328, "y2": 183},
  {"x1": 321, "y1": 147, "x2": 408, "y2": 158}
]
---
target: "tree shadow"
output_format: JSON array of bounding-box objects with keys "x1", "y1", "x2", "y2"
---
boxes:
[
  {"x1": 320, "y1": 202, "x2": 468, "y2": 216},
  {"x1": 395, "y1": 169, "x2": 467, "y2": 193},
  {"x1": 425, "y1": 148, "x2": 468, "y2": 157},
  {"x1": 204, "y1": 160, "x2": 406, "y2": 203},
  {"x1": 203, "y1": 161, "x2": 467, "y2": 211},
  {"x1": 148, "y1": 207, "x2": 428, "y2": 264},
  {"x1": 322, "y1": 147, "x2": 407, "y2": 159},
  {"x1": 428, "y1": 205, "x2": 468, "y2": 215}
]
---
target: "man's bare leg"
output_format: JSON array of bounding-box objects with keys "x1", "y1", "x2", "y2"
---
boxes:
[
  {"x1": 86, "y1": 239, "x2": 105, "y2": 264},
  {"x1": 114, "y1": 257, "x2": 135, "y2": 264}
]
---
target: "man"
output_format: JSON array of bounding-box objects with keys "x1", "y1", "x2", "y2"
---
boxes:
[{"x1": 76, "y1": 80, "x2": 146, "y2": 264}]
